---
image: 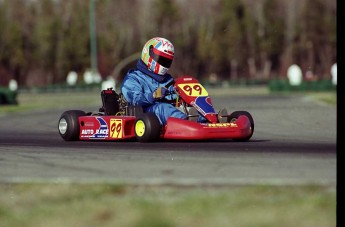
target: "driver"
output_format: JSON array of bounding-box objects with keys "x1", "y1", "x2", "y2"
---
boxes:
[{"x1": 121, "y1": 37, "x2": 187, "y2": 125}]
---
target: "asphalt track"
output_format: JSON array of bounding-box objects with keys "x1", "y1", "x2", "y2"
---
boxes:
[{"x1": 0, "y1": 92, "x2": 336, "y2": 186}]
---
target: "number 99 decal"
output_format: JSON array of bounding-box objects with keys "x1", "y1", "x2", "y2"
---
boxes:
[
  {"x1": 178, "y1": 83, "x2": 208, "y2": 97},
  {"x1": 110, "y1": 119, "x2": 123, "y2": 138}
]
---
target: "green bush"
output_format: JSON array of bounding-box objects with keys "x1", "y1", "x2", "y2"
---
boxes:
[{"x1": 0, "y1": 87, "x2": 18, "y2": 105}]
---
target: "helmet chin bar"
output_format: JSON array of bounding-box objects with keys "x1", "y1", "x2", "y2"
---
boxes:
[
  {"x1": 149, "y1": 60, "x2": 169, "y2": 76},
  {"x1": 157, "y1": 65, "x2": 169, "y2": 76}
]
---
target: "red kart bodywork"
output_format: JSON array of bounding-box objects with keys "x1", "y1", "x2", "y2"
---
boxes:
[
  {"x1": 78, "y1": 116, "x2": 136, "y2": 140},
  {"x1": 174, "y1": 77, "x2": 219, "y2": 123},
  {"x1": 77, "y1": 115, "x2": 252, "y2": 141},
  {"x1": 163, "y1": 116, "x2": 252, "y2": 140}
]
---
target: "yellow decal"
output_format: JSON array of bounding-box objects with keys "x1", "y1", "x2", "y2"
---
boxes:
[
  {"x1": 110, "y1": 119, "x2": 123, "y2": 138},
  {"x1": 178, "y1": 83, "x2": 208, "y2": 97},
  {"x1": 205, "y1": 123, "x2": 238, "y2": 128}
]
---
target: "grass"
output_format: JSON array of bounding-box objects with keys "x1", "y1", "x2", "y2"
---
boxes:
[
  {"x1": 0, "y1": 183, "x2": 336, "y2": 227},
  {"x1": 0, "y1": 90, "x2": 100, "y2": 116},
  {"x1": 306, "y1": 92, "x2": 337, "y2": 105}
]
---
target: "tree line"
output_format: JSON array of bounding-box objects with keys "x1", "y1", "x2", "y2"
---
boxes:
[{"x1": 0, "y1": 0, "x2": 336, "y2": 87}]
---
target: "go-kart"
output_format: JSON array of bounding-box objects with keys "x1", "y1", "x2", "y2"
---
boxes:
[{"x1": 58, "y1": 76, "x2": 254, "y2": 142}]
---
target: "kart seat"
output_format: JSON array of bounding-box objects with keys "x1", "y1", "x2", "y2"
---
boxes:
[{"x1": 100, "y1": 88, "x2": 120, "y2": 115}]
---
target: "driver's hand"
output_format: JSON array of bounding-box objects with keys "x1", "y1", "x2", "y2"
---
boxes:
[{"x1": 153, "y1": 87, "x2": 168, "y2": 99}]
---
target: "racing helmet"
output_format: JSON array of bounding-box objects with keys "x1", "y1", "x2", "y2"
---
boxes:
[{"x1": 141, "y1": 37, "x2": 174, "y2": 76}]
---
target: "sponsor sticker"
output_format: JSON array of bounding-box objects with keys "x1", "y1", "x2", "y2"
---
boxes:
[
  {"x1": 177, "y1": 83, "x2": 208, "y2": 97},
  {"x1": 110, "y1": 119, "x2": 123, "y2": 138},
  {"x1": 203, "y1": 123, "x2": 238, "y2": 128},
  {"x1": 81, "y1": 129, "x2": 94, "y2": 135},
  {"x1": 90, "y1": 117, "x2": 109, "y2": 139}
]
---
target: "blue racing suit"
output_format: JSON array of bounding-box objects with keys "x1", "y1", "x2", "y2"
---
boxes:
[{"x1": 121, "y1": 60, "x2": 187, "y2": 125}]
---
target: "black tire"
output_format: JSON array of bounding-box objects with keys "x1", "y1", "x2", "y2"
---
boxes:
[
  {"x1": 228, "y1": 111, "x2": 254, "y2": 142},
  {"x1": 58, "y1": 110, "x2": 85, "y2": 141},
  {"x1": 134, "y1": 113, "x2": 161, "y2": 143}
]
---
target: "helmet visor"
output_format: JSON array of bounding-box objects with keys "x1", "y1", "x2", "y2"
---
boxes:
[{"x1": 149, "y1": 46, "x2": 173, "y2": 68}]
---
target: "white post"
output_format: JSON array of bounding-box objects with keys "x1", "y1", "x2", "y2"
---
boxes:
[
  {"x1": 8, "y1": 79, "x2": 18, "y2": 91},
  {"x1": 287, "y1": 64, "x2": 302, "y2": 86},
  {"x1": 331, "y1": 63, "x2": 337, "y2": 85},
  {"x1": 66, "y1": 71, "x2": 78, "y2": 86}
]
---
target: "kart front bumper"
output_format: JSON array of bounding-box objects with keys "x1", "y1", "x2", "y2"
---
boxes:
[{"x1": 163, "y1": 116, "x2": 252, "y2": 140}]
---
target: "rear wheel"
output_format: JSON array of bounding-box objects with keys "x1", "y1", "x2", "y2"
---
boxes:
[
  {"x1": 134, "y1": 113, "x2": 161, "y2": 142},
  {"x1": 228, "y1": 111, "x2": 254, "y2": 141},
  {"x1": 58, "y1": 110, "x2": 85, "y2": 141}
]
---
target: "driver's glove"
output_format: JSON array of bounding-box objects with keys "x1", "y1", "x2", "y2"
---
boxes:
[{"x1": 153, "y1": 87, "x2": 168, "y2": 99}]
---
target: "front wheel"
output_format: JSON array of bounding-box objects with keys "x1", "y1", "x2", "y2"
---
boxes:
[
  {"x1": 58, "y1": 110, "x2": 85, "y2": 141},
  {"x1": 134, "y1": 113, "x2": 161, "y2": 143},
  {"x1": 228, "y1": 111, "x2": 254, "y2": 142}
]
